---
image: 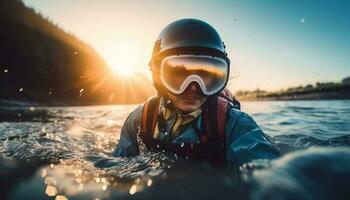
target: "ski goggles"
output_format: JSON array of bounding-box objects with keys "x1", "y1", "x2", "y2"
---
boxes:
[{"x1": 160, "y1": 55, "x2": 229, "y2": 96}]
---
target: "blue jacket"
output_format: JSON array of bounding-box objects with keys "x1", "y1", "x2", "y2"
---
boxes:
[{"x1": 113, "y1": 104, "x2": 279, "y2": 167}]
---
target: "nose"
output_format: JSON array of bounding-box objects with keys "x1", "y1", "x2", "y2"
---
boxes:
[
  {"x1": 184, "y1": 82, "x2": 202, "y2": 94},
  {"x1": 189, "y1": 83, "x2": 197, "y2": 91}
]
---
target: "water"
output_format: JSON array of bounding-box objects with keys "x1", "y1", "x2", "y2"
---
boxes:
[
  {"x1": 0, "y1": 100, "x2": 349, "y2": 200},
  {"x1": 243, "y1": 101, "x2": 350, "y2": 153}
]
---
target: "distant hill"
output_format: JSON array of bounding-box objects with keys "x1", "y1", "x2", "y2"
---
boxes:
[
  {"x1": 0, "y1": 0, "x2": 155, "y2": 105},
  {"x1": 235, "y1": 78, "x2": 350, "y2": 101}
]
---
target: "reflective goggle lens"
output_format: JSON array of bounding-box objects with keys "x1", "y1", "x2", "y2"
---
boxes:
[{"x1": 160, "y1": 55, "x2": 229, "y2": 95}]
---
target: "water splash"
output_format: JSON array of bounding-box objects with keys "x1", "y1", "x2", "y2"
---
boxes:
[{"x1": 0, "y1": 101, "x2": 349, "y2": 199}]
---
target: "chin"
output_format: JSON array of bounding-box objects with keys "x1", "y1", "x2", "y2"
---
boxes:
[
  {"x1": 177, "y1": 104, "x2": 200, "y2": 113},
  {"x1": 166, "y1": 90, "x2": 207, "y2": 113},
  {"x1": 176, "y1": 99, "x2": 205, "y2": 113}
]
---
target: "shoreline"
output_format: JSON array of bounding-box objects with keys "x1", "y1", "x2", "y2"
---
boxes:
[
  {"x1": 1, "y1": 85, "x2": 350, "y2": 106},
  {"x1": 236, "y1": 85, "x2": 350, "y2": 102}
]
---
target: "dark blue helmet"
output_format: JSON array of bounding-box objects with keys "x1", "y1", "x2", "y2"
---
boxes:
[
  {"x1": 149, "y1": 18, "x2": 230, "y2": 95},
  {"x1": 151, "y1": 18, "x2": 229, "y2": 64}
]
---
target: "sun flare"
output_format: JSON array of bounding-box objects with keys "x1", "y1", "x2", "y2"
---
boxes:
[
  {"x1": 109, "y1": 58, "x2": 136, "y2": 77},
  {"x1": 104, "y1": 45, "x2": 138, "y2": 77},
  {"x1": 110, "y1": 63, "x2": 135, "y2": 76}
]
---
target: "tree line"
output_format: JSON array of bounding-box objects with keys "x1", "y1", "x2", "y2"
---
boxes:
[{"x1": 0, "y1": 0, "x2": 154, "y2": 105}]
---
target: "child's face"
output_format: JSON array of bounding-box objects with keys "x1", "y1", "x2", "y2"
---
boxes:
[{"x1": 166, "y1": 83, "x2": 207, "y2": 113}]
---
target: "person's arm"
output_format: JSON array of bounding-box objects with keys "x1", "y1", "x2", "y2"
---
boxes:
[
  {"x1": 113, "y1": 106, "x2": 143, "y2": 157},
  {"x1": 225, "y1": 109, "x2": 280, "y2": 167}
]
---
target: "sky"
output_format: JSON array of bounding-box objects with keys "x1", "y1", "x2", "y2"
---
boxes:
[{"x1": 23, "y1": 0, "x2": 350, "y2": 92}]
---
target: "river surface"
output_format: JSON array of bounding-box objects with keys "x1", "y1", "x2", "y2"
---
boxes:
[{"x1": 0, "y1": 100, "x2": 349, "y2": 200}]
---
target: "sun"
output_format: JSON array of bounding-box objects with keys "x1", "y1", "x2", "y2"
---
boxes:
[
  {"x1": 110, "y1": 60, "x2": 135, "y2": 76},
  {"x1": 104, "y1": 45, "x2": 138, "y2": 77},
  {"x1": 112, "y1": 66, "x2": 134, "y2": 76},
  {"x1": 108, "y1": 57, "x2": 136, "y2": 77}
]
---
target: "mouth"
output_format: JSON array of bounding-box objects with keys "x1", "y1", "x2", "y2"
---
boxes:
[{"x1": 182, "y1": 95, "x2": 200, "y2": 101}]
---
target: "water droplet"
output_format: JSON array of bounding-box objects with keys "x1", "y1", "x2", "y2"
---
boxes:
[
  {"x1": 79, "y1": 88, "x2": 84, "y2": 93},
  {"x1": 164, "y1": 132, "x2": 168, "y2": 135},
  {"x1": 106, "y1": 119, "x2": 115, "y2": 127},
  {"x1": 19, "y1": 88, "x2": 23, "y2": 92},
  {"x1": 135, "y1": 178, "x2": 141, "y2": 184},
  {"x1": 102, "y1": 183, "x2": 108, "y2": 190},
  {"x1": 147, "y1": 179, "x2": 153, "y2": 187},
  {"x1": 45, "y1": 177, "x2": 57, "y2": 186},
  {"x1": 55, "y1": 195, "x2": 68, "y2": 200},
  {"x1": 75, "y1": 178, "x2": 82, "y2": 183},
  {"x1": 45, "y1": 185, "x2": 58, "y2": 196},
  {"x1": 78, "y1": 183, "x2": 84, "y2": 191},
  {"x1": 42, "y1": 169, "x2": 47, "y2": 177},
  {"x1": 3, "y1": 69, "x2": 8, "y2": 73},
  {"x1": 129, "y1": 184, "x2": 137, "y2": 195},
  {"x1": 156, "y1": 144, "x2": 160, "y2": 148}
]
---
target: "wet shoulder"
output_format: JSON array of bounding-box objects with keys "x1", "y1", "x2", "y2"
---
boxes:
[
  {"x1": 225, "y1": 107, "x2": 260, "y2": 136},
  {"x1": 123, "y1": 105, "x2": 143, "y2": 129}
]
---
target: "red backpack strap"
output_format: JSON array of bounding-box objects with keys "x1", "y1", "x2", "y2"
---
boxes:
[
  {"x1": 141, "y1": 96, "x2": 161, "y2": 146},
  {"x1": 203, "y1": 96, "x2": 228, "y2": 141},
  {"x1": 201, "y1": 110, "x2": 210, "y2": 143},
  {"x1": 220, "y1": 88, "x2": 233, "y2": 99},
  {"x1": 219, "y1": 88, "x2": 241, "y2": 110},
  {"x1": 202, "y1": 89, "x2": 240, "y2": 142},
  {"x1": 216, "y1": 96, "x2": 229, "y2": 139}
]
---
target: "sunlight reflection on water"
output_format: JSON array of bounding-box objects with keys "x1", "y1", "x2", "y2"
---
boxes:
[{"x1": 0, "y1": 101, "x2": 349, "y2": 199}]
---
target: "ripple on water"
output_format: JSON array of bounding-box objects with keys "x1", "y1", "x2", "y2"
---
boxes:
[{"x1": 0, "y1": 101, "x2": 349, "y2": 199}]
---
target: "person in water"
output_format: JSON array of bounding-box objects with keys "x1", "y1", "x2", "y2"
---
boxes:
[{"x1": 113, "y1": 18, "x2": 279, "y2": 167}]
